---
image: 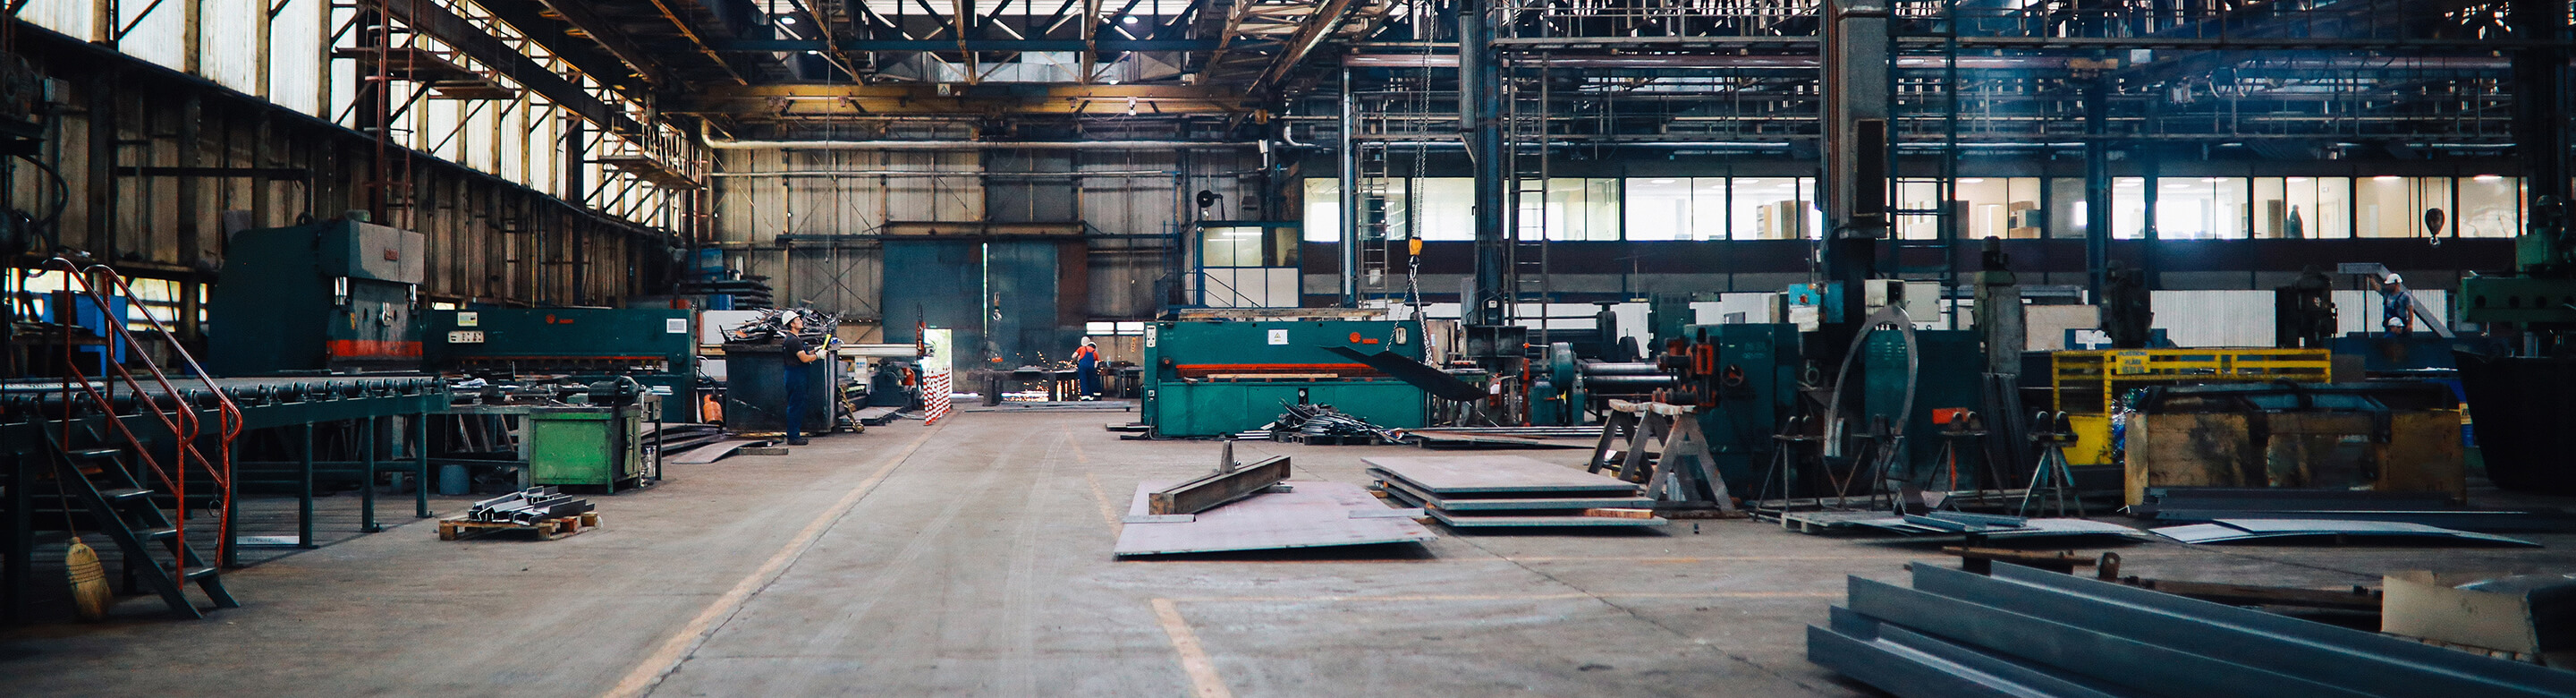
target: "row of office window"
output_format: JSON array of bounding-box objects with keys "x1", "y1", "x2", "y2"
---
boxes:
[{"x1": 1301, "y1": 175, "x2": 2528, "y2": 242}]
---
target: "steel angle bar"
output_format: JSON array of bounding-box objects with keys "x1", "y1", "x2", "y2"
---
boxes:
[
  {"x1": 1809, "y1": 624, "x2": 2076, "y2": 698},
  {"x1": 1818, "y1": 607, "x2": 2144, "y2": 698},
  {"x1": 1843, "y1": 576, "x2": 2372, "y2": 698},
  {"x1": 1148, "y1": 455, "x2": 1291, "y2": 515},
  {"x1": 1987, "y1": 565, "x2": 2576, "y2": 697},
  {"x1": 1913, "y1": 564, "x2": 2538, "y2": 698}
]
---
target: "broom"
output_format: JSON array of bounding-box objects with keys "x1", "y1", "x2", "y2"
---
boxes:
[
  {"x1": 64, "y1": 534, "x2": 110, "y2": 621},
  {"x1": 55, "y1": 474, "x2": 110, "y2": 621}
]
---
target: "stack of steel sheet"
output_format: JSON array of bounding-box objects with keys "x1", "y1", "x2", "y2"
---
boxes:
[
  {"x1": 2130, "y1": 487, "x2": 2570, "y2": 532},
  {"x1": 1810, "y1": 563, "x2": 2576, "y2": 698},
  {"x1": 1363, "y1": 455, "x2": 1666, "y2": 528},
  {"x1": 1823, "y1": 511, "x2": 2157, "y2": 541}
]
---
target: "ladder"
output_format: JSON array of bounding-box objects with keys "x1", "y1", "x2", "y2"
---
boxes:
[
  {"x1": 37, "y1": 258, "x2": 243, "y2": 618},
  {"x1": 1502, "y1": 48, "x2": 1551, "y2": 327},
  {"x1": 1354, "y1": 104, "x2": 1399, "y2": 298}
]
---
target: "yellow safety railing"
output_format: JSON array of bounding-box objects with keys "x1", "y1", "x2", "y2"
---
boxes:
[{"x1": 2049, "y1": 348, "x2": 2333, "y2": 415}]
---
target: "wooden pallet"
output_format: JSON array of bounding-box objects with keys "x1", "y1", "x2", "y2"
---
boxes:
[{"x1": 438, "y1": 512, "x2": 601, "y2": 541}]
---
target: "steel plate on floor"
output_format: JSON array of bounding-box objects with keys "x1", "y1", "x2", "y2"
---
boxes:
[{"x1": 1112, "y1": 480, "x2": 1435, "y2": 557}]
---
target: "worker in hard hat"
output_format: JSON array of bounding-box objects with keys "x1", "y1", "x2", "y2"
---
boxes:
[
  {"x1": 2380, "y1": 273, "x2": 2414, "y2": 337},
  {"x1": 1072, "y1": 336, "x2": 1101, "y2": 401}
]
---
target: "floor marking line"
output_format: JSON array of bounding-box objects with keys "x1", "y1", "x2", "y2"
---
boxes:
[
  {"x1": 603, "y1": 422, "x2": 945, "y2": 698},
  {"x1": 1085, "y1": 472, "x2": 1123, "y2": 532},
  {"x1": 1165, "y1": 592, "x2": 1842, "y2": 603},
  {"x1": 1150, "y1": 598, "x2": 1234, "y2": 698}
]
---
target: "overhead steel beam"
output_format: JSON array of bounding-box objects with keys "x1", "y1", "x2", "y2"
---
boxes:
[
  {"x1": 641, "y1": 0, "x2": 750, "y2": 85},
  {"x1": 529, "y1": 0, "x2": 666, "y2": 86},
  {"x1": 365, "y1": 0, "x2": 639, "y2": 133},
  {"x1": 1250, "y1": 0, "x2": 1359, "y2": 96},
  {"x1": 689, "y1": 83, "x2": 1250, "y2": 115},
  {"x1": 716, "y1": 38, "x2": 1224, "y2": 51}
]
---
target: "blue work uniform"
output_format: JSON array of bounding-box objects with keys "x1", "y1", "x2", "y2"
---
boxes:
[
  {"x1": 1073, "y1": 344, "x2": 1101, "y2": 397},
  {"x1": 782, "y1": 333, "x2": 813, "y2": 441}
]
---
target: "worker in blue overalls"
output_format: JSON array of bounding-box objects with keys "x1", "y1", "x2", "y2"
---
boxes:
[
  {"x1": 1072, "y1": 336, "x2": 1101, "y2": 401},
  {"x1": 782, "y1": 313, "x2": 826, "y2": 445}
]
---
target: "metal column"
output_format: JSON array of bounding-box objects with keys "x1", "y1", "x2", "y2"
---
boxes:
[
  {"x1": 1821, "y1": 0, "x2": 1891, "y2": 351},
  {"x1": 1338, "y1": 68, "x2": 1362, "y2": 307},
  {"x1": 298, "y1": 422, "x2": 315, "y2": 549},
  {"x1": 1461, "y1": 0, "x2": 1508, "y2": 327},
  {"x1": 2514, "y1": 0, "x2": 2572, "y2": 206},
  {"x1": 360, "y1": 416, "x2": 380, "y2": 533},
  {"x1": 2083, "y1": 76, "x2": 2113, "y2": 300}
]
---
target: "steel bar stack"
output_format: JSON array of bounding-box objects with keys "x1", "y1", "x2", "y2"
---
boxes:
[{"x1": 1809, "y1": 563, "x2": 2576, "y2": 698}]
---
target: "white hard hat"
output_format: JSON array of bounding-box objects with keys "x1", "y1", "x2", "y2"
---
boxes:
[
  {"x1": 2384, "y1": 273, "x2": 2403, "y2": 285},
  {"x1": 1080, "y1": 336, "x2": 1095, "y2": 346}
]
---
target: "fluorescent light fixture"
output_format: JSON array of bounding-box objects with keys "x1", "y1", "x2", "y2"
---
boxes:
[
  {"x1": 779, "y1": 15, "x2": 798, "y2": 24},
  {"x1": 2474, "y1": 174, "x2": 2504, "y2": 182},
  {"x1": 2374, "y1": 175, "x2": 2402, "y2": 182},
  {"x1": 1122, "y1": 15, "x2": 1140, "y2": 23},
  {"x1": 2287, "y1": 177, "x2": 2309, "y2": 183},
  {"x1": 2200, "y1": 177, "x2": 2224, "y2": 183},
  {"x1": 1650, "y1": 179, "x2": 1675, "y2": 184},
  {"x1": 1959, "y1": 178, "x2": 1985, "y2": 183}
]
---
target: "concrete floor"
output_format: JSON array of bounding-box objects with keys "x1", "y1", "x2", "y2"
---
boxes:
[{"x1": 5, "y1": 408, "x2": 2575, "y2": 697}]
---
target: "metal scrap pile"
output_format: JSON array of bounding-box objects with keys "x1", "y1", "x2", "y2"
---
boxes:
[
  {"x1": 1272, "y1": 402, "x2": 1394, "y2": 443},
  {"x1": 466, "y1": 487, "x2": 595, "y2": 525},
  {"x1": 720, "y1": 308, "x2": 839, "y2": 345}
]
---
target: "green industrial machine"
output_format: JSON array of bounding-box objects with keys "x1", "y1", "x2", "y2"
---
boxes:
[
  {"x1": 424, "y1": 307, "x2": 699, "y2": 423},
  {"x1": 1679, "y1": 323, "x2": 1802, "y2": 493},
  {"x1": 1857, "y1": 329, "x2": 1987, "y2": 479},
  {"x1": 209, "y1": 216, "x2": 427, "y2": 375},
  {"x1": 1142, "y1": 319, "x2": 1428, "y2": 437},
  {"x1": 525, "y1": 406, "x2": 645, "y2": 492}
]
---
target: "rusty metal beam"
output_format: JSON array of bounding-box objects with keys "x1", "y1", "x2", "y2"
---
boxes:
[{"x1": 1149, "y1": 455, "x2": 1291, "y2": 515}]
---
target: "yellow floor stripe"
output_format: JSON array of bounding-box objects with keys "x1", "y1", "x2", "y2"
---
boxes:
[{"x1": 1151, "y1": 598, "x2": 1234, "y2": 698}]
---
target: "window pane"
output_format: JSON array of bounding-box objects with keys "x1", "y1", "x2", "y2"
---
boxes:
[
  {"x1": 1690, "y1": 178, "x2": 1728, "y2": 240},
  {"x1": 1420, "y1": 178, "x2": 1474, "y2": 240},
  {"x1": 1625, "y1": 177, "x2": 1693, "y2": 241},
  {"x1": 1733, "y1": 177, "x2": 1809, "y2": 240},
  {"x1": 2461, "y1": 174, "x2": 2521, "y2": 238},
  {"x1": 1895, "y1": 181, "x2": 1940, "y2": 241},
  {"x1": 1302, "y1": 178, "x2": 1340, "y2": 243},
  {"x1": 2113, "y1": 177, "x2": 2146, "y2": 239}
]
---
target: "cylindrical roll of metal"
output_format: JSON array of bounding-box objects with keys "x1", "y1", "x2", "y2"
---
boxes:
[
  {"x1": 1580, "y1": 374, "x2": 1678, "y2": 394},
  {"x1": 1580, "y1": 362, "x2": 1665, "y2": 376}
]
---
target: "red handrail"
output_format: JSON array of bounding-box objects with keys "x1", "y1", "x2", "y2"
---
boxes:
[{"x1": 45, "y1": 258, "x2": 242, "y2": 574}]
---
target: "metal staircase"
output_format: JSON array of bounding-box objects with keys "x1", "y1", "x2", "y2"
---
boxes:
[{"x1": 34, "y1": 258, "x2": 243, "y2": 618}]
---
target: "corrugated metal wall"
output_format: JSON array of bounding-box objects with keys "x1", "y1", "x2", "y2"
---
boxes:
[{"x1": 708, "y1": 147, "x2": 1266, "y2": 324}]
